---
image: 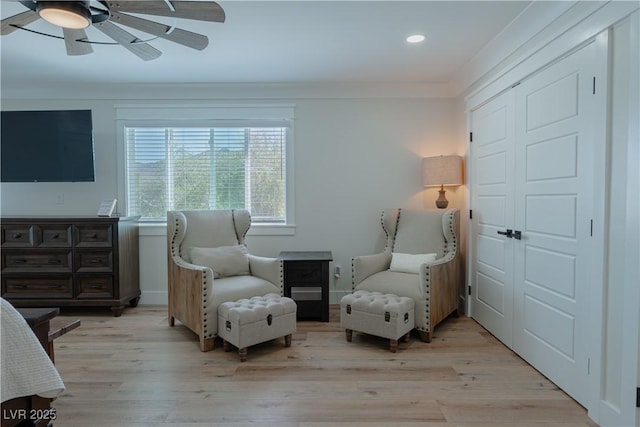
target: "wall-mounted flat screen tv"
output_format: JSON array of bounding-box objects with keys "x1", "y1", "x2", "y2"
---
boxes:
[{"x1": 1, "y1": 109, "x2": 95, "y2": 182}]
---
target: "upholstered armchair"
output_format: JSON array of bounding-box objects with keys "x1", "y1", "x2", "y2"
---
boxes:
[
  {"x1": 167, "y1": 210, "x2": 283, "y2": 351},
  {"x1": 351, "y1": 208, "x2": 461, "y2": 342}
]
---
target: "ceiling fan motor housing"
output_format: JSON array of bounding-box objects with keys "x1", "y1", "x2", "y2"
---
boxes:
[{"x1": 36, "y1": 1, "x2": 92, "y2": 29}]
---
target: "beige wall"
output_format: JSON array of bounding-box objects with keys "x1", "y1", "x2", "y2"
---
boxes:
[{"x1": 0, "y1": 95, "x2": 462, "y2": 304}]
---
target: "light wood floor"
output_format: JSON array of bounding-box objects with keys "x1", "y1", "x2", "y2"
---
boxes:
[{"x1": 50, "y1": 305, "x2": 597, "y2": 426}]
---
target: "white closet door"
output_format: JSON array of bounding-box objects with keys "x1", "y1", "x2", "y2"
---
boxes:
[
  {"x1": 469, "y1": 90, "x2": 516, "y2": 347},
  {"x1": 512, "y1": 41, "x2": 599, "y2": 407}
]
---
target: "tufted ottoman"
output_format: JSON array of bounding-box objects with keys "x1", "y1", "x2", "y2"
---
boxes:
[
  {"x1": 340, "y1": 290, "x2": 414, "y2": 352},
  {"x1": 218, "y1": 293, "x2": 297, "y2": 362}
]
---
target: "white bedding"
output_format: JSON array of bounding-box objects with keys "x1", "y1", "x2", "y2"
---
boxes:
[{"x1": 1, "y1": 297, "x2": 65, "y2": 402}]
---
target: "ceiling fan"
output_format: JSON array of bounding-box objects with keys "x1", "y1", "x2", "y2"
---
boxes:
[{"x1": 0, "y1": 1, "x2": 226, "y2": 60}]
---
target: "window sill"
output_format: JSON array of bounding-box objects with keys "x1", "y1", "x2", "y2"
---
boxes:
[{"x1": 138, "y1": 222, "x2": 296, "y2": 237}]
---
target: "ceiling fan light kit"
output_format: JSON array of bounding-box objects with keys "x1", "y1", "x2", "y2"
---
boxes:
[
  {"x1": 37, "y1": 1, "x2": 91, "y2": 29},
  {"x1": 1, "y1": 0, "x2": 226, "y2": 60}
]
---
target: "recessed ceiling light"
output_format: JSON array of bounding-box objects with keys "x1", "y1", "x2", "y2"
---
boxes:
[{"x1": 406, "y1": 34, "x2": 426, "y2": 44}]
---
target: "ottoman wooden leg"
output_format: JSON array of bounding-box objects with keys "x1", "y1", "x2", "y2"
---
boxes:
[
  {"x1": 401, "y1": 332, "x2": 410, "y2": 342},
  {"x1": 223, "y1": 340, "x2": 231, "y2": 352},
  {"x1": 345, "y1": 329, "x2": 353, "y2": 342},
  {"x1": 239, "y1": 347, "x2": 248, "y2": 362},
  {"x1": 389, "y1": 339, "x2": 398, "y2": 353},
  {"x1": 284, "y1": 334, "x2": 292, "y2": 347}
]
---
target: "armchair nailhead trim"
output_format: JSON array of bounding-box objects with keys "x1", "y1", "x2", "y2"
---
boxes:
[
  {"x1": 351, "y1": 260, "x2": 355, "y2": 291},
  {"x1": 380, "y1": 211, "x2": 389, "y2": 251},
  {"x1": 390, "y1": 209, "x2": 402, "y2": 252}
]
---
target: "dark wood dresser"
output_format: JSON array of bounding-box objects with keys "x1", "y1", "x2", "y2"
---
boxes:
[{"x1": 1, "y1": 216, "x2": 140, "y2": 316}]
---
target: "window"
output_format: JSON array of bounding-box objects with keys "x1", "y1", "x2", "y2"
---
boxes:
[
  {"x1": 117, "y1": 103, "x2": 292, "y2": 227},
  {"x1": 125, "y1": 125, "x2": 287, "y2": 223}
]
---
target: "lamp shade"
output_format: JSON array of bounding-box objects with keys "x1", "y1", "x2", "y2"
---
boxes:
[{"x1": 422, "y1": 155, "x2": 463, "y2": 187}]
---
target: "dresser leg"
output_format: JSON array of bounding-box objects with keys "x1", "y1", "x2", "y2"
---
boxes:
[
  {"x1": 129, "y1": 296, "x2": 141, "y2": 307},
  {"x1": 110, "y1": 306, "x2": 124, "y2": 317}
]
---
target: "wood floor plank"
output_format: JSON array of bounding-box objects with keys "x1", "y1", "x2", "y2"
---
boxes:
[
  {"x1": 438, "y1": 399, "x2": 597, "y2": 424},
  {"x1": 48, "y1": 305, "x2": 596, "y2": 426}
]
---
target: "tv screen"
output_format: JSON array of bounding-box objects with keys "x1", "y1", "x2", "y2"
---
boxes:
[{"x1": 1, "y1": 109, "x2": 95, "y2": 182}]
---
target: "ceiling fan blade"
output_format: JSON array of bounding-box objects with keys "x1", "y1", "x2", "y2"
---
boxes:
[
  {"x1": 106, "y1": 1, "x2": 225, "y2": 23},
  {"x1": 94, "y1": 20, "x2": 162, "y2": 61},
  {"x1": 1, "y1": 10, "x2": 38, "y2": 35},
  {"x1": 63, "y1": 28, "x2": 94, "y2": 56},
  {"x1": 111, "y1": 12, "x2": 208, "y2": 50}
]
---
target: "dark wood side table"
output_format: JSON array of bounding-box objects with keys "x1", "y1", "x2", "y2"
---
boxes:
[{"x1": 279, "y1": 251, "x2": 332, "y2": 322}]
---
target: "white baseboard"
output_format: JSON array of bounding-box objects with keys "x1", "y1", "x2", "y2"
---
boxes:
[
  {"x1": 330, "y1": 289, "x2": 351, "y2": 304},
  {"x1": 138, "y1": 290, "x2": 168, "y2": 306}
]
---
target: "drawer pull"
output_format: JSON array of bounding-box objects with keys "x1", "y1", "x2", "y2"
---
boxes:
[
  {"x1": 48, "y1": 284, "x2": 61, "y2": 289},
  {"x1": 48, "y1": 259, "x2": 62, "y2": 264},
  {"x1": 52, "y1": 233, "x2": 60, "y2": 239},
  {"x1": 14, "y1": 284, "x2": 27, "y2": 289},
  {"x1": 13, "y1": 233, "x2": 22, "y2": 239},
  {"x1": 91, "y1": 233, "x2": 98, "y2": 239},
  {"x1": 13, "y1": 259, "x2": 27, "y2": 264},
  {"x1": 88, "y1": 258, "x2": 102, "y2": 264},
  {"x1": 87, "y1": 284, "x2": 103, "y2": 289}
]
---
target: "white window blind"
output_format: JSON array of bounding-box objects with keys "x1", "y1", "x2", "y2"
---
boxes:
[{"x1": 125, "y1": 126, "x2": 287, "y2": 222}]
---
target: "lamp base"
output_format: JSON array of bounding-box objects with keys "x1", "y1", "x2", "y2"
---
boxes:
[{"x1": 435, "y1": 187, "x2": 449, "y2": 209}]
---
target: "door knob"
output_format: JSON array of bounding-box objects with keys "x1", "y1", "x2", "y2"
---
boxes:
[{"x1": 497, "y1": 229, "x2": 513, "y2": 238}]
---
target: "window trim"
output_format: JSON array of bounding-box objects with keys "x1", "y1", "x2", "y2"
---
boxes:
[{"x1": 115, "y1": 103, "x2": 295, "y2": 234}]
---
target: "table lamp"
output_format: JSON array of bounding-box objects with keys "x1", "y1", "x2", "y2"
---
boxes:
[{"x1": 422, "y1": 155, "x2": 463, "y2": 209}]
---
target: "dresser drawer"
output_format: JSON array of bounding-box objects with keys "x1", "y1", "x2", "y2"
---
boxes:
[
  {"x1": 285, "y1": 262, "x2": 323, "y2": 284},
  {"x1": 75, "y1": 224, "x2": 113, "y2": 247},
  {"x1": 1, "y1": 225, "x2": 37, "y2": 247},
  {"x1": 40, "y1": 224, "x2": 72, "y2": 247},
  {"x1": 2, "y1": 250, "x2": 72, "y2": 272},
  {"x1": 2, "y1": 276, "x2": 73, "y2": 299},
  {"x1": 75, "y1": 250, "x2": 113, "y2": 272},
  {"x1": 76, "y1": 276, "x2": 114, "y2": 299}
]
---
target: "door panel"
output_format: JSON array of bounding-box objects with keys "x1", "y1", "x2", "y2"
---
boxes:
[
  {"x1": 525, "y1": 195, "x2": 577, "y2": 237},
  {"x1": 513, "y1": 42, "x2": 598, "y2": 407},
  {"x1": 526, "y1": 134, "x2": 578, "y2": 181},
  {"x1": 470, "y1": 90, "x2": 516, "y2": 346},
  {"x1": 524, "y1": 71, "x2": 579, "y2": 131},
  {"x1": 524, "y1": 246, "x2": 576, "y2": 298},
  {"x1": 476, "y1": 271, "x2": 505, "y2": 314},
  {"x1": 523, "y1": 294, "x2": 576, "y2": 358}
]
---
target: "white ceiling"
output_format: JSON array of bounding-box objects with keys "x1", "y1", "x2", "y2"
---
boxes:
[{"x1": 0, "y1": 1, "x2": 531, "y2": 91}]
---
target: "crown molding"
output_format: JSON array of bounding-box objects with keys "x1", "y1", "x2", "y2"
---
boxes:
[
  {"x1": 450, "y1": 1, "x2": 580, "y2": 96},
  {"x1": 0, "y1": 81, "x2": 455, "y2": 100}
]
